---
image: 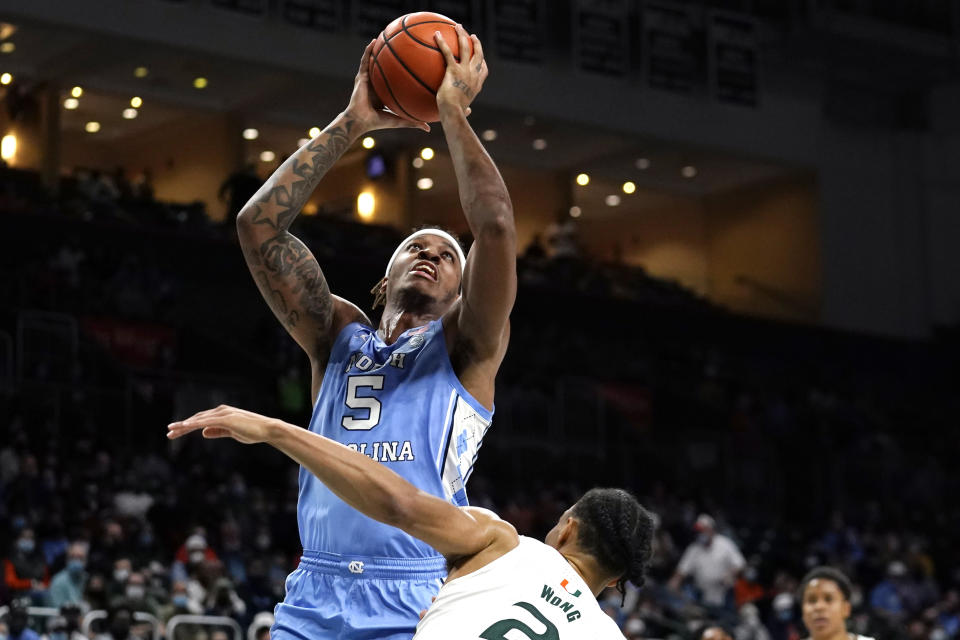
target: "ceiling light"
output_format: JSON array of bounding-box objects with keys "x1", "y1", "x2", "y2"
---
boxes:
[
  {"x1": 308, "y1": 126, "x2": 321, "y2": 138},
  {"x1": 242, "y1": 128, "x2": 259, "y2": 140},
  {"x1": 576, "y1": 173, "x2": 590, "y2": 186},
  {"x1": 569, "y1": 206, "x2": 581, "y2": 218},
  {"x1": 635, "y1": 158, "x2": 650, "y2": 170},
  {"x1": 260, "y1": 150, "x2": 276, "y2": 162},
  {"x1": 71, "y1": 86, "x2": 83, "y2": 98},
  {"x1": 357, "y1": 191, "x2": 375, "y2": 219},
  {"x1": 0, "y1": 42, "x2": 14, "y2": 54},
  {"x1": 482, "y1": 129, "x2": 497, "y2": 141},
  {"x1": 532, "y1": 138, "x2": 547, "y2": 151},
  {"x1": 622, "y1": 181, "x2": 636, "y2": 194},
  {"x1": 130, "y1": 96, "x2": 142, "y2": 108},
  {"x1": 605, "y1": 194, "x2": 621, "y2": 206},
  {"x1": 361, "y1": 136, "x2": 375, "y2": 149},
  {"x1": 1, "y1": 134, "x2": 16, "y2": 161},
  {"x1": 63, "y1": 98, "x2": 79, "y2": 110},
  {"x1": 0, "y1": 73, "x2": 12, "y2": 85},
  {"x1": 122, "y1": 108, "x2": 138, "y2": 120},
  {"x1": 134, "y1": 66, "x2": 149, "y2": 78},
  {"x1": 193, "y1": 77, "x2": 208, "y2": 89},
  {"x1": 0, "y1": 24, "x2": 16, "y2": 41},
  {"x1": 416, "y1": 177, "x2": 433, "y2": 190},
  {"x1": 84, "y1": 121, "x2": 100, "y2": 133},
  {"x1": 297, "y1": 138, "x2": 309, "y2": 147},
  {"x1": 420, "y1": 147, "x2": 434, "y2": 161},
  {"x1": 412, "y1": 157, "x2": 424, "y2": 169},
  {"x1": 681, "y1": 165, "x2": 697, "y2": 178}
]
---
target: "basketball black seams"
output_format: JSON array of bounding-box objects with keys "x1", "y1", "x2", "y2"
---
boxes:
[
  {"x1": 380, "y1": 36, "x2": 437, "y2": 96},
  {"x1": 370, "y1": 53, "x2": 420, "y2": 122}
]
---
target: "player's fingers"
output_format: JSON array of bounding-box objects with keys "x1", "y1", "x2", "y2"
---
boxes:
[
  {"x1": 382, "y1": 112, "x2": 430, "y2": 132},
  {"x1": 434, "y1": 31, "x2": 455, "y2": 64},
  {"x1": 455, "y1": 24, "x2": 470, "y2": 63},
  {"x1": 358, "y1": 39, "x2": 375, "y2": 74},
  {"x1": 469, "y1": 34, "x2": 484, "y2": 67},
  {"x1": 166, "y1": 421, "x2": 203, "y2": 439}
]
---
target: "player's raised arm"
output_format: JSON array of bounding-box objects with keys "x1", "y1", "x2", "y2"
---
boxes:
[
  {"x1": 236, "y1": 41, "x2": 429, "y2": 388},
  {"x1": 167, "y1": 406, "x2": 516, "y2": 559},
  {"x1": 434, "y1": 27, "x2": 517, "y2": 357}
]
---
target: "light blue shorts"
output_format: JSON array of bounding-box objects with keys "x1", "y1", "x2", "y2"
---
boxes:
[{"x1": 271, "y1": 550, "x2": 446, "y2": 640}]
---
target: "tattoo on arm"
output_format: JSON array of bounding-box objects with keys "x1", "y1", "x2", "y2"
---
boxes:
[
  {"x1": 451, "y1": 79, "x2": 473, "y2": 99},
  {"x1": 239, "y1": 118, "x2": 358, "y2": 353},
  {"x1": 248, "y1": 119, "x2": 356, "y2": 233}
]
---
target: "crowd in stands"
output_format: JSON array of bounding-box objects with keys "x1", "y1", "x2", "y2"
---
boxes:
[{"x1": 1, "y1": 166, "x2": 958, "y2": 640}]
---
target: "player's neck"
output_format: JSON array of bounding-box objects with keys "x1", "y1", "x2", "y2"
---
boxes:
[
  {"x1": 560, "y1": 551, "x2": 612, "y2": 598},
  {"x1": 378, "y1": 306, "x2": 439, "y2": 344}
]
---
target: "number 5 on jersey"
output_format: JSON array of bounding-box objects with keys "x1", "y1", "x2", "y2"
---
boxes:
[{"x1": 341, "y1": 375, "x2": 384, "y2": 430}]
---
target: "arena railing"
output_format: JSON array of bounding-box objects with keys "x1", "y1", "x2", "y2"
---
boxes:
[
  {"x1": 81, "y1": 610, "x2": 161, "y2": 640},
  {"x1": 166, "y1": 614, "x2": 243, "y2": 640},
  {"x1": 0, "y1": 606, "x2": 62, "y2": 629}
]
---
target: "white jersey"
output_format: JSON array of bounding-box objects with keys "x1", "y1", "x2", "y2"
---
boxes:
[{"x1": 415, "y1": 536, "x2": 622, "y2": 639}]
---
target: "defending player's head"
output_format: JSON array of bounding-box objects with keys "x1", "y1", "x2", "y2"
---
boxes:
[
  {"x1": 371, "y1": 227, "x2": 466, "y2": 312},
  {"x1": 798, "y1": 566, "x2": 854, "y2": 640},
  {"x1": 545, "y1": 488, "x2": 655, "y2": 603}
]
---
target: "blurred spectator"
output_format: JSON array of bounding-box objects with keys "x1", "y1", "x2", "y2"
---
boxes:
[
  {"x1": 112, "y1": 571, "x2": 162, "y2": 617},
  {"x1": 172, "y1": 535, "x2": 219, "y2": 584},
  {"x1": 218, "y1": 164, "x2": 261, "y2": 227},
  {"x1": 59, "y1": 604, "x2": 87, "y2": 640},
  {"x1": 157, "y1": 580, "x2": 202, "y2": 622},
  {"x1": 670, "y1": 514, "x2": 746, "y2": 608},
  {"x1": 3, "y1": 529, "x2": 49, "y2": 602},
  {"x1": 767, "y1": 593, "x2": 802, "y2": 640},
  {"x1": 871, "y1": 561, "x2": 908, "y2": 622},
  {"x1": 4, "y1": 599, "x2": 40, "y2": 640},
  {"x1": 46, "y1": 542, "x2": 88, "y2": 609},
  {"x1": 107, "y1": 559, "x2": 133, "y2": 603}
]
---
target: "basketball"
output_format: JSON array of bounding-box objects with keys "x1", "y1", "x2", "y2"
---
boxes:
[{"x1": 369, "y1": 12, "x2": 474, "y2": 123}]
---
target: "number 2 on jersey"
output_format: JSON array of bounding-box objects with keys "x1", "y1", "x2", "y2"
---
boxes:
[
  {"x1": 341, "y1": 375, "x2": 384, "y2": 430},
  {"x1": 480, "y1": 601, "x2": 560, "y2": 640}
]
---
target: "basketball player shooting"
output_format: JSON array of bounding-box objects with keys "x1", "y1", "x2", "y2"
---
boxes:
[
  {"x1": 168, "y1": 406, "x2": 652, "y2": 639},
  {"x1": 228, "y1": 25, "x2": 515, "y2": 640}
]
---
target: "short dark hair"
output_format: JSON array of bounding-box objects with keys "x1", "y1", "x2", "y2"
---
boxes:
[
  {"x1": 571, "y1": 488, "x2": 654, "y2": 600},
  {"x1": 799, "y1": 566, "x2": 853, "y2": 601}
]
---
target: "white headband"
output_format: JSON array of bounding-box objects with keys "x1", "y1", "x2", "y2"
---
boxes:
[{"x1": 384, "y1": 229, "x2": 466, "y2": 278}]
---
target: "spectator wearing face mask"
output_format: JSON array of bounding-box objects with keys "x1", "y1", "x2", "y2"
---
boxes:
[
  {"x1": 669, "y1": 514, "x2": 746, "y2": 609},
  {"x1": 107, "y1": 558, "x2": 133, "y2": 603},
  {"x1": 112, "y1": 571, "x2": 162, "y2": 616},
  {"x1": 171, "y1": 534, "x2": 218, "y2": 583},
  {"x1": 158, "y1": 580, "x2": 202, "y2": 623},
  {"x1": 3, "y1": 529, "x2": 50, "y2": 601},
  {"x1": 768, "y1": 593, "x2": 803, "y2": 640},
  {"x1": 46, "y1": 542, "x2": 89, "y2": 609}
]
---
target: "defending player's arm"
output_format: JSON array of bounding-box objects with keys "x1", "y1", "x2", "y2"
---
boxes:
[
  {"x1": 236, "y1": 41, "x2": 429, "y2": 393},
  {"x1": 167, "y1": 406, "x2": 516, "y2": 559},
  {"x1": 435, "y1": 27, "x2": 517, "y2": 359}
]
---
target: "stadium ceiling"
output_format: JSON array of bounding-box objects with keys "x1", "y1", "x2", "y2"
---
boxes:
[{"x1": 4, "y1": 18, "x2": 799, "y2": 199}]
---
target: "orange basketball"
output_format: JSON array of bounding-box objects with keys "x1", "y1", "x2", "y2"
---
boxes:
[{"x1": 369, "y1": 12, "x2": 473, "y2": 123}]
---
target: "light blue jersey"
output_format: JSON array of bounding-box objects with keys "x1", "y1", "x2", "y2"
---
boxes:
[{"x1": 299, "y1": 318, "x2": 493, "y2": 558}]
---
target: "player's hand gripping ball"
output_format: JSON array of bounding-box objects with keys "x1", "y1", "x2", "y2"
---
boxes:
[{"x1": 368, "y1": 12, "x2": 475, "y2": 123}]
